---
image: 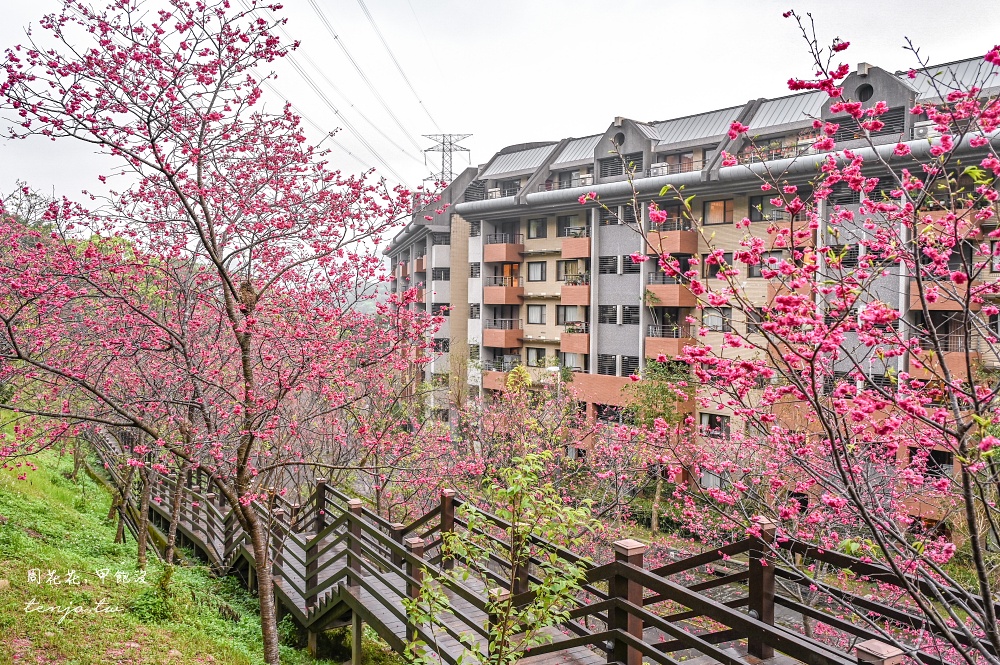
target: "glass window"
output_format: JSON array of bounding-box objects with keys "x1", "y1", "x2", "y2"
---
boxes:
[
  {"x1": 703, "y1": 253, "x2": 733, "y2": 279},
  {"x1": 556, "y1": 305, "x2": 580, "y2": 325},
  {"x1": 527, "y1": 305, "x2": 546, "y2": 325},
  {"x1": 431, "y1": 303, "x2": 450, "y2": 316},
  {"x1": 622, "y1": 255, "x2": 641, "y2": 274},
  {"x1": 703, "y1": 199, "x2": 734, "y2": 225},
  {"x1": 621, "y1": 306, "x2": 640, "y2": 325},
  {"x1": 598, "y1": 306, "x2": 618, "y2": 324},
  {"x1": 470, "y1": 262, "x2": 481, "y2": 278},
  {"x1": 431, "y1": 267, "x2": 450, "y2": 281},
  {"x1": 700, "y1": 412, "x2": 731, "y2": 439},
  {"x1": 526, "y1": 347, "x2": 546, "y2": 367},
  {"x1": 469, "y1": 221, "x2": 481, "y2": 237},
  {"x1": 528, "y1": 218, "x2": 548, "y2": 239},
  {"x1": 748, "y1": 251, "x2": 783, "y2": 278},
  {"x1": 527, "y1": 261, "x2": 547, "y2": 281},
  {"x1": 469, "y1": 303, "x2": 480, "y2": 319},
  {"x1": 433, "y1": 338, "x2": 450, "y2": 353},
  {"x1": 556, "y1": 260, "x2": 579, "y2": 281},
  {"x1": 704, "y1": 307, "x2": 732, "y2": 332}
]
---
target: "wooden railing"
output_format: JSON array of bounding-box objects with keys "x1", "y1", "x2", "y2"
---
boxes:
[{"x1": 87, "y1": 429, "x2": 951, "y2": 665}]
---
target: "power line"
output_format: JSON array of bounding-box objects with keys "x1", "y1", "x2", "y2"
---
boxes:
[
  {"x1": 305, "y1": 0, "x2": 425, "y2": 153},
  {"x1": 405, "y1": 0, "x2": 444, "y2": 78},
  {"x1": 353, "y1": 0, "x2": 442, "y2": 132},
  {"x1": 424, "y1": 134, "x2": 471, "y2": 183}
]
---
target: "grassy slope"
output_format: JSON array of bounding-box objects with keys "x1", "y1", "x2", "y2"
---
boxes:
[{"x1": 0, "y1": 451, "x2": 398, "y2": 665}]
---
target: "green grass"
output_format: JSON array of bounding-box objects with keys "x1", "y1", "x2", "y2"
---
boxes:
[{"x1": 0, "y1": 450, "x2": 402, "y2": 665}]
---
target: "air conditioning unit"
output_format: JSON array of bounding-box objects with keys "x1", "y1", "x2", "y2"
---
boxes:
[{"x1": 912, "y1": 121, "x2": 941, "y2": 140}]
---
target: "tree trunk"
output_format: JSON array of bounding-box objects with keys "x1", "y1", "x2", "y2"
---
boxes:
[
  {"x1": 114, "y1": 465, "x2": 137, "y2": 544},
  {"x1": 244, "y1": 506, "x2": 281, "y2": 665},
  {"x1": 136, "y1": 467, "x2": 152, "y2": 569},
  {"x1": 165, "y1": 466, "x2": 187, "y2": 564},
  {"x1": 71, "y1": 440, "x2": 83, "y2": 481},
  {"x1": 651, "y1": 472, "x2": 663, "y2": 535},
  {"x1": 108, "y1": 464, "x2": 137, "y2": 522}
]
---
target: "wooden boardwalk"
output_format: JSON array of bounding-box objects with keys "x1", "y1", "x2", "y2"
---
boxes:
[{"x1": 90, "y1": 432, "x2": 913, "y2": 665}]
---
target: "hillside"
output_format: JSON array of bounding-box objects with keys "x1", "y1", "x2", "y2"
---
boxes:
[{"x1": 0, "y1": 451, "x2": 397, "y2": 664}]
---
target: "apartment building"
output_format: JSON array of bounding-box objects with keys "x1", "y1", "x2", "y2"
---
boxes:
[{"x1": 388, "y1": 56, "x2": 1000, "y2": 445}]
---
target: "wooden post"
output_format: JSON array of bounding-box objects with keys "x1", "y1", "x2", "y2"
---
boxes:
[
  {"x1": 352, "y1": 612, "x2": 363, "y2": 665},
  {"x1": 856, "y1": 640, "x2": 905, "y2": 665},
  {"x1": 191, "y1": 486, "x2": 202, "y2": 539},
  {"x1": 314, "y1": 478, "x2": 328, "y2": 533},
  {"x1": 224, "y1": 509, "x2": 234, "y2": 558},
  {"x1": 291, "y1": 503, "x2": 301, "y2": 529},
  {"x1": 347, "y1": 499, "x2": 363, "y2": 588},
  {"x1": 185, "y1": 468, "x2": 192, "y2": 489},
  {"x1": 440, "y1": 489, "x2": 455, "y2": 570},
  {"x1": 390, "y1": 523, "x2": 405, "y2": 568},
  {"x1": 205, "y1": 493, "x2": 217, "y2": 558},
  {"x1": 511, "y1": 523, "x2": 530, "y2": 596},
  {"x1": 306, "y1": 526, "x2": 320, "y2": 610},
  {"x1": 405, "y1": 537, "x2": 425, "y2": 643},
  {"x1": 272, "y1": 508, "x2": 285, "y2": 617},
  {"x1": 609, "y1": 539, "x2": 646, "y2": 665},
  {"x1": 487, "y1": 588, "x2": 510, "y2": 658},
  {"x1": 748, "y1": 517, "x2": 776, "y2": 660}
]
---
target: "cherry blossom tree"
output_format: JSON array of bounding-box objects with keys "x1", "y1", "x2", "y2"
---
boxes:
[{"x1": 0, "y1": 2, "x2": 435, "y2": 661}]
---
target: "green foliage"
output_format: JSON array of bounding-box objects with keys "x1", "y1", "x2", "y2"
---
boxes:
[
  {"x1": 623, "y1": 359, "x2": 693, "y2": 427},
  {"x1": 404, "y1": 452, "x2": 599, "y2": 665}
]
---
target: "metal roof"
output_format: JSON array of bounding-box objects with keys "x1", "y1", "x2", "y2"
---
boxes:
[
  {"x1": 635, "y1": 122, "x2": 661, "y2": 141},
  {"x1": 748, "y1": 92, "x2": 824, "y2": 131},
  {"x1": 653, "y1": 105, "x2": 743, "y2": 146},
  {"x1": 900, "y1": 57, "x2": 1000, "y2": 101},
  {"x1": 480, "y1": 144, "x2": 557, "y2": 178},
  {"x1": 552, "y1": 135, "x2": 603, "y2": 166}
]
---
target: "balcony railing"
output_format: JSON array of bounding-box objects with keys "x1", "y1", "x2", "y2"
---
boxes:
[
  {"x1": 484, "y1": 233, "x2": 524, "y2": 245},
  {"x1": 560, "y1": 226, "x2": 591, "y2": 238},
  {"x1": 750, "y1": 210, "x2": 810, "y2": 223},
  {"x1": 563, "y1": 321, "x2": 590, "y2": 334},
  {"x1": 647, "y1": 217, "x2": 692, "y2": 232},
  {"x1": 537, "y1": 174, "x2": 595, "y2": 191},
  {"x1": 738, "y1": 145, "x2": 799, "y2": 164},
  {"x1": 647, "y1": 272, "x2": 683, "y2": 285},
  {"x1": 918, "y1": 335, "x2": 968, "y2": 352},
  {"x1": 482, "y1": 358, "x2": 522, "y2": 372},
  {"x1": 647, "y1": 160, "x2": 704, "y2": 177},
  {"x1": 483, "y1": 318, "x2": 523, "y2": 330},
  {"x1": 487, "y1": 187, "x2": 522, "y2": 199},
  {"x1": 564, "y1": 273, "x2": 590, "y2": 286},
  {"x1": 647, "y1": 324, "x2": 695, "y2": 339},
  {"x1": 483, "y1": 275, "x2": 522, "y2": 287}
]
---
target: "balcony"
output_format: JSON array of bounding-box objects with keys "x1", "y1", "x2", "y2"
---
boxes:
[
  {"x1": 482, "y1": 318, "x2": 523, "y2": 347},
  {"x1": 481, "y1": 357, "x2": 522, "y2": 391},
  {"x1": 396, "y1": 262, "x2": 409, "y2": 279},
  {"x1": 561, "y1": 226, "x2": 591, "y2": 259},
  {"x1": 414, "y1": 255, "x2": 426, "y2": 273},
  {"x1": 646, "y1": 217, "x2": 698, "y2": 255},
  {"x1": 561, "y1": 273, "x2": 591, "y2": 306},
  {"x1": 483, "y1": 275, "x2": 524, "y2": 305},
  {"x1": 910, "y1": 335, "x2": 979, "y2": 380},
  {"x1": 645, "y1": 324, "x2": 696, "y2": 359},
  {"x1": 560, "y1": 321, "x2": 590, "y2": 354},
  {"x1": 646, "y1": 273, "x2": 697, "y2": 307},
  {"x1": 536, "y1": 174, "x2": 595, "y2": 191},
  {"x1": 483, "y1": 233, "x2": 525, "y2": 263},
  {"x1": 647, "y1": 160, "x2": 704, "y2": 178},
  {"x1": 910, "y1": 278, "x2": 978, "y2": 311}
]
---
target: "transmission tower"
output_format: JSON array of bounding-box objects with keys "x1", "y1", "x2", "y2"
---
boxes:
[{"x1": 424, "y1": 134, "x2": 471, "y2": 184}]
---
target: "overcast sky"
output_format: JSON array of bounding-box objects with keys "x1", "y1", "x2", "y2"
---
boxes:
[{"x1": 0, "y1": 0, "x2": 996, "y2": 197}]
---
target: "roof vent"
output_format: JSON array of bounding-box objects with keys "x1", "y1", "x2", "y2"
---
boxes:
[
  {"x1": 614, "y1": 116, "x2": 625, "y2": 127},
  {"x1": 857, "y1": 62, "x2": 872, "y2": 76}
]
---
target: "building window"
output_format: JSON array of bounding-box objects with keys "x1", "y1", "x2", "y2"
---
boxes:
[
  {"x1": 526, "y1": 347, "x2": 546, "y2": 367},
  {"x1": 598, "y1": 206, "x2": 618, "y2": 226},
  {"x1": 431, "y1": 303, "x2": 450, "y2": 316},
  {"x1": 748, "y1": 251, "x2": 782, "y2": 278},
  {"x1": 703, "y1": 253, "x2": 733, "y2": 279},
  {"x1": 621, "y1": 355, "x2": 640, "y2": 377},
  {"x1": 623, "y1": 203, "x2": 638, "y2": 226},
  {"x1": 431, "y1": 408, "x2": 450, "y2": 422},
  {"x1": 597, "y1": 354, "x2": 617, "y2": 375},
  {"x1": 431, "y1": 233, "x2": 451, "y2": 245},
  {"x1": 621, "y1": 255, "x2": 641, "y2": 274},
  {"x1": 500, "y1": 179, "x2": 520, "y2": 197},
  {"x1": 704, "y1": 307, "x2": 732, "y2": 332},
  {"x1": 431, "y1": 267, "x2": 450, "y2": 281},
  {"x1": 621, "y1": 306, "x2": 640, "y2": 325},
  {"x1": 556, "y1": 260, "x2": 579, "y2": 281},
  {"x1": 470, "y1": 262, "x2": 481, "y2": 278},
  {"x1": 469, "y1": 344, "x2": 480, "y2": 362},
  {"x1": 598, "y1": 305, "x2": 618, "y2": 324},
  {"x1": 910, "y1": 447, "x2": 954, "y2": 478},
  {"x1": 828, "y1": 245, "x2": 860, "y2": 269},
  {"x1": 528, "y1": 218, "x2": 548, "y2": 239},
  {"x1": 470, "y1": 303, "x2": 481, "y2": 319},
  {"x1": 527, "y1": 304, "x2": 546, "y2": 325},
  {"x1": 746, "y1": 307, "x2": 764, "y2": 334},
  {"x1": 598, "y1": 256, "x2": 618, "y2": 274},
  {"x1": 991, "y1": 241, "x2": 1000, "y2": 272},
  {"x1": 557, "y1": 215, "x2": 584, "y2": 237},
  {"x1": 703, "y1": 199, "x2": 734, "y2": 225},
  {"x1": 527, "y1": 261, "x2": 547, "y2": 281},
  {"x1": 469, "y1": 221, "x2": 481, "y2": 237},
  {"x1": 599, "y1": 157, "x2": 624, "y2": 179},
  {"x1": 556, "y1": 305, "x2": 580, "y2": 325},
  {"x1": 700, "y1": 412, "x2": 731, "y2": 439},
  {"x1": 433, "y1": 338, "x2": 450, "y2": 353}
]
